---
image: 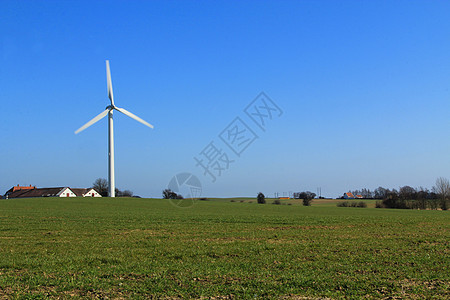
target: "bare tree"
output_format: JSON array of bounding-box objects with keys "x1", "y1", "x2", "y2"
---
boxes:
[
  {"x1": 433, "y1": 177, "x2": 450, "y2": 210},
  {"x1": 121, "y1": 190, "x2": 133, "y2": 197},
  {"x1": 114, "y1": 188, "x2": 133, "y2": 197},
  {"x1": 361, "y1": 188, "x2": 373, "y2": 199},
  {"x1": 399, "y1": 186, "x2": 416, "y2": 200},
  {"x1": 374, "y1": 187, "x2": 388, "y2": 199},
  {"x1": 93, "y1": 178, "x2": 108, "y2": 197}
]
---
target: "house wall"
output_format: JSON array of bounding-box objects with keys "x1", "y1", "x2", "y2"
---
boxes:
[
  {"x1": 58, "y1": 188, "x2": 76, "y2": 197},
  {"x1": 85, "y1": 189, "x2": 102, "y2": 197}
]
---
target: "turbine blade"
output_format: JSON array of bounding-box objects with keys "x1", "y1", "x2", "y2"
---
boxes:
[
  {"x1": 106, "y1": 60, "x2": 114, "y2": 106},
  {"x1": 115, "y1": 107, "x2": 154, "y2": 129},
  {"x1": 75, "y1": 109, "x2": 109, "y2": 134}
]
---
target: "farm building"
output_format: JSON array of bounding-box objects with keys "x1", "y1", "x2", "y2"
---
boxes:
[
  {"x1": 343, "y1": 192, "x2": 355, "y2": 199},
  {"x1": 71, "y1": 188, "x2": 102, "y2": 197},
  {"x1": 355, "y1": 194, "x2": 363, "y2": 199},
  {"x1": 4, "y1": 186, "x2": 102, "y2": 199},
  {"x1": 4, "y1": 185, "x2": 36, "y2": 198},
  {"x1": 6, "y1": 187, "x2": 76, "y2": 198}
]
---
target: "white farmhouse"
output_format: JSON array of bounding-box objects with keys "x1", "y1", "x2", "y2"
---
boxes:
[
  {"x1": 4, "y1": 186, "x2": 102, "y2": 198},
  {"x1": 71, "y1": 188, "x2": 102, "y2": 197}
]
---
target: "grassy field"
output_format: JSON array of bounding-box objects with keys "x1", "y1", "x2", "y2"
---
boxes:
[{"x1": 0, "y1": 197, "x2": 448, "y2": 299}]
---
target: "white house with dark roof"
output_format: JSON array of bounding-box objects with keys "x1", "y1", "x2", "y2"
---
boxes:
[
  {"x1": 4, "y1": 186, "x2": 102, "y2": 199},
  {"x1": 71, "y1": 188, "x2": 102, "y2": 197},
  {"x1": 6, "y1": 187, "x2": 76, "y2": 198}
]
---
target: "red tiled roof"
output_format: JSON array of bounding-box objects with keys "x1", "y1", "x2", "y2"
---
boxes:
[
  {"x1": 4, "y1": 185, "x2": 36, "y2": 196},
  {"x1": 12, "y1": 185, "x2": 35, "y2": 192}
]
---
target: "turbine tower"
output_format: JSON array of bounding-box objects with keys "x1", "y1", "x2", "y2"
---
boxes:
[{"x1": 75, "y1": 60, "x2": 154, "y2": 197}]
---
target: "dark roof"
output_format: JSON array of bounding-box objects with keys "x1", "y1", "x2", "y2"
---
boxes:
[
  {"x1": 6, "y1": 189, "x2": 34, "y2": 198},
  {"x1": 7, "y1": 187, "x2": 67, "y2": 198},
  {"x1": 4, "y1": 185, "x2": 36, "y2": 196},
  {"x1": 5, "y1": 187, "x2": 100, "y2": 198},
  {"x1": 71, "y1": 188, "x2": 90, "y2": 197}
]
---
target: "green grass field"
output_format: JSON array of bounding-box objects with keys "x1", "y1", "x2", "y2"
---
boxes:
[{"x1": 0, "y1": 197, "x2": 448, "y2": 299}]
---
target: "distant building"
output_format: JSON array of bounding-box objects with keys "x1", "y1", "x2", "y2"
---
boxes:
[
  {"x1": 4, "y1": 185, "x2": 36, "y2": 198},
  {"x1": 343, "y1": 192, "x2": 355, "y2": 199},
  {"x1": 6, "y1": 187, "x2": 76, "y2": 198},
  {"x1": 71, "y1": 188, "x2": 102, "y2": 197},
  {"x1": 4, "y1": 186, "x2": 102, "y2": 199},
  {"x1": 355, "y1": 194, "x2": 363, "y2": 199}
]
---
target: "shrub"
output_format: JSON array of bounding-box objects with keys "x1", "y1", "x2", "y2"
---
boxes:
[
  {"x1": 377, "y1": 197, "x2": 437, "y2": 209},
  {"x1": 199, "y1": 198, "x2": 209, "y2": 201},
  {"x1": 430, "y1": 199, "x2": 439, "y2": 210},
  {"x1": 375, "y1": 201, "x2": 384, "y2": 208},
  {"x1": 257, "y1": 192, "x2": 266, "y2": 204},
  {"x1": 337, "y1": 201, "x2": 367, "y2": 208},
  {"x1": 337, "y1": 201, "x2": 349, "y2": 207},
  {"x1": 295, "y1": 191, "x2": 315, "y2": 206},
  {"x1": 162, "y1": 189, "x2": 183, "y2": 199},
  {"x1": 230, "y1": 199, "x2": 236, "y2": 202},
  {"x1": 377, "y1": 198, "x2": 433, "y2": 209},
  {"x1": 240, "y1": 200, "x2": 245, "y2": 203},
  {"x1": 273, "y1": 199, "x2": 281, "y2": 205},
  {"x1": 440, "y1": 199, "x2": 449, "y2": 210},
  {"x1": 382, "y1": 198, "x2": 409, "y2": 209},
  {"x1": 302, "y1": 198, "x2": 313, "y2": 206}
]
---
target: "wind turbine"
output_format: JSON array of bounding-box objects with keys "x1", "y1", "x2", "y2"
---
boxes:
[{"x1": 75, "y1": 60, "x2": 154, "y2": 197}]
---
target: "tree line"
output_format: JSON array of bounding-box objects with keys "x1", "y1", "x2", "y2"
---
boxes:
[
  {"x1": 346, "y1": 177, "x2": 449, "y2": 210},
  {"x1": 92, "y1": 178, "x2": 134, "y2": 197},
  {"x1": 346, "y1": 186, "x2": 437, "y2": 200}
]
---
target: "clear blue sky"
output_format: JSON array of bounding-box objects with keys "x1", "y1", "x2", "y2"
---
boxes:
[{"x1": 1, "y1": 0, "x2": 450, "y2": 198}]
